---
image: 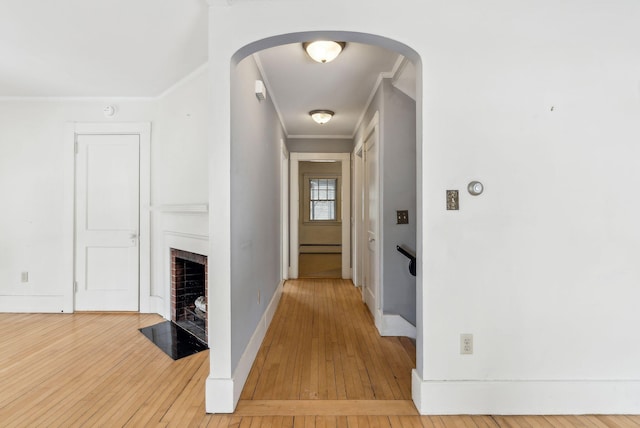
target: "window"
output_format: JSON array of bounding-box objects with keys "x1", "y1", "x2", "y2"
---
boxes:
[{"x1": 309, "y1": 178, "x2": 337, "y2": 221}]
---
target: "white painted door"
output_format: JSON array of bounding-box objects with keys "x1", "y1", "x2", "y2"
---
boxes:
[
  {"x1": 75, "y1": 134, "x2": 140, "y2": 311},
  {"x1": 364, "y1": 129, "x2": 379, "y2": 315}
]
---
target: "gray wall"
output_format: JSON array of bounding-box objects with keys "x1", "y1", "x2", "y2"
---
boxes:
[
  {"x1": 381, "y1": 80, "x2": 417, "y2": 325},
  {"x1": 288, "y1": 138, "x2": 353, "y2": 153},
  {"x1": 359, "y1": 78, "x2": 417, "y2": 325},
  {"x1": 230, "y1": 55, "x2": 285, "y2": 370}
]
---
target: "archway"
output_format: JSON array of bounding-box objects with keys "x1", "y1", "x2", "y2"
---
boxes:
[{"x1": 207, "y1": 30, "x2": 424, "y2": 414}]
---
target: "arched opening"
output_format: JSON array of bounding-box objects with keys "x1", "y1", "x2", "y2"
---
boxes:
[{"x1": 208, "y1": 30, "x2": 423, "y2": 413}]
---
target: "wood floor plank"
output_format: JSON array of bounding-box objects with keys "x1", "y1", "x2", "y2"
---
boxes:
[
  {"x1": 367, "y1": 415, "x2": 392, "y2": 428},
  {"x1": 595, "y1": 415, "x2": 640, "y2": 428},
  {"x1": 493, "y1": 415, "x2": 554, "y2": 428},
  {"x1": 470, "y1": 415, "x2": 500, "y2": 428},
  {"x1": 234, "y1": 400, "x2": 418, "y2": 416}
]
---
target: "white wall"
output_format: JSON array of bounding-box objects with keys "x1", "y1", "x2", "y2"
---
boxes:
[
  {"x1": 150, "y1": 67, "x2": 210, "y2": 312},
  {"x1": 418, "y1": 0, "x2": 640, "y2": 413},
  {"x1": 0, "y1": 67, "x2": 210, "y2": 314},
  {"x1": 0, "y1": 99, "x2": 155, "y2": 312},
  {"x1": 153, "y1": 68, "x2": 209, "y2": 206},
  {"x1": 207, "y1": 0, "x2": 640, "y2": 414}
]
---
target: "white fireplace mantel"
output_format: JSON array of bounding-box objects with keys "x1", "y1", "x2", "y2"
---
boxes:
[{"x1": 148, "y1": 205, "x2": 208, "y2": 318}]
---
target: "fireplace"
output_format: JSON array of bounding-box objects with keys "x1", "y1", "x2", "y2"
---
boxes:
[{"x1": 171, "y1": 248, "x2": 207, "y2": 344}]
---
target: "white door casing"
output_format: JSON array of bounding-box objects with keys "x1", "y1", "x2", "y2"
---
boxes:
[
  {"x1": 353, "y1": 142, "x2": 364, "y2": 291},
  {"x1": 69, "y1": 122, "x2": 151, "y2": 312},
  {"x1": 289, "y1": 152, "x2": 351, "y2": 279},
  {"x1": 281, "y1": 141, "x2": 290, "y2": 280},
  {"x1": 363, "y1": 113, "x2": 380, "y2": 318}
]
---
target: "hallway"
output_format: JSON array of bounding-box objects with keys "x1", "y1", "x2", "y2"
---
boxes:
[{"x1": 238, "y1": 279, "x2": 415, "y2": 409}]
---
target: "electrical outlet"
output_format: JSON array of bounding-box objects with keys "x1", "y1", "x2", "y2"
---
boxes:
[
  {"x1": 460, "y1": 334, "x2": 473, "y2": 355},
  {"x1": 21, "y1": 272, "x2": 29, "y2": 283}
]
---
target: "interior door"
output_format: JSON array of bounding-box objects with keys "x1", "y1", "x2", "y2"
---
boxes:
[
  {"x1": 364, "y1": 128, "x2": 378, "y2": 315},
  {"x1": 75, "y1": 134, "x2": 140, "y2": 311}
]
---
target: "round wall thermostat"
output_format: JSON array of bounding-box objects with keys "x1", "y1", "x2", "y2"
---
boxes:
[
  {"x1": 103, "y1": 105, "x2": 116, "y2": 117},
  {"x1": 468, "y1": 181, "x2": 484, "y2": 196}
]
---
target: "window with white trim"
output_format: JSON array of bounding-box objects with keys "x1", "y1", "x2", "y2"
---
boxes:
[{"x1": 309, "y1": 178, "x2": 337, "y2": 221}]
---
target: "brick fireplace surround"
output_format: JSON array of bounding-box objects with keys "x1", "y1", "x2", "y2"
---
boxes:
[{"x1": 170, "y1": 248, "x2": 208, "y2": 344}]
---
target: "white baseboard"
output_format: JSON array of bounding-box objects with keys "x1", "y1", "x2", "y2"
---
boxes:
[
  {"x1": 412, "y1": 369, "x2": 640, "y2": 415},
  {"x1": 0, "y1": 295, "x2": 68, "y2": 313},
  {"x1": 205, "y1": 377, "x2": 235, "y2": 413},
  {"x1": 377, "y1": 312, "x2": 416, "y2": 338},
  {"x1": 205, "y1": 280, "x2": 284, "y2": 413},
  {"x1": 232, "y1": 280, "x2": 283, "y2": 405}
]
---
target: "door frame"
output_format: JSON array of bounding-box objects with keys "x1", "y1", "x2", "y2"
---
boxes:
[
  {"x1": 361, "y1": 112, "x2": 381, "y2": 320},
  {"x1": 289, "y1": 152, "x2": 351, "y2": 279},
  {"x1": 281, "y1": 140, "x2": 290, "y2": 280},
  {"x1": 64, "y1": 122, "x2": 151, "y2": 313},
  {"x1": 352, "y1": 140, "x2": 364, "y2": 290}
]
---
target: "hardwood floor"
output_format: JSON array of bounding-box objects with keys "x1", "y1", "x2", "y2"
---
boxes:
[
  {"x1": 0, "y1": 279, "x2": 638, "y2": 427},
  {"x1": 298, "y1": 254, "x2": 342, "y2": 278},
  {"x1": 241, "y1": 279, "x2": 414, "y2": 401}
]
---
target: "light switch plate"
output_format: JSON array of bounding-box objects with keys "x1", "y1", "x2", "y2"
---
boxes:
[
  {"x1": 396, "y1": 210, "x2": 409, "y2": 224},
  {"x1": 447, "y1": 190, "x2": 459, "y2": 210}
]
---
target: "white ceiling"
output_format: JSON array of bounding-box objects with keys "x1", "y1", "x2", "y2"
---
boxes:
[
  {"x1": 0, "y1": 0, "x2": 208, "y2": 97},
  {"x1": 0, "y1": 1, "x2": 403, "y2": 138},
  {"x1": 255, "y1": 42, "x2": 401, "y2": 138}
]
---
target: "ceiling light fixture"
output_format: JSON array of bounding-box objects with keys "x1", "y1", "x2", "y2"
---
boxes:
[
  {"x1": 303, "y1": 41, "x2": 346, "y2": 63},
  {"x1": 309, "y1": 110, "x2": 334, "y2": 124}
]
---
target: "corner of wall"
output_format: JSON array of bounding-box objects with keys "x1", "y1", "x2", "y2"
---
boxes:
[
  {"x1": 205, "y1": 377, "x2": 235, "y2": 413},
  {"x1": 206, "y1": 279, "x2": 284, "y2": 412}
]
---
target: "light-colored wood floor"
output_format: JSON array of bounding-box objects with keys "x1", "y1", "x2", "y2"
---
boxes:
[
  {"x1": 298, "y1": 254, "x2": 342, "y2": 278},
  {"x1": 241, "y1": 278, "x2": 415, "y2": 401},
  {"x1": 0, "y1": 279, "x2": 638, "y2": 427}
]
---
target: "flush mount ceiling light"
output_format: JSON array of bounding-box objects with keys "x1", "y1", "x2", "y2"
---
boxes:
[
  {"x1": 309, "y1": 110, "x2": 334, "y2": 124},
  {"x1": 303, "y1": 41, "x2": 346, "y2": 63}
]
